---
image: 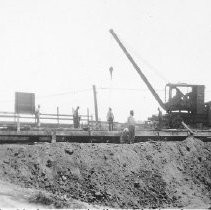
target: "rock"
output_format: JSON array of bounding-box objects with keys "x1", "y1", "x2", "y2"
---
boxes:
[
  {"x1": 46, "y1": 159, "x2": 53, "y2": 167},
  {"x1": 34, "y1": 163, "x2": 39, "y2": 170},
  {"x1": 62, "y1": 175, "x2": 67, "y2": 181},
  {"x1": 186, "y1": 146, "x2": 190, "y2": 152},
  {"x1": 95, "y1": 191, "x2": 102, "y2": 197},
  {"x1": 70, "y1": 168, "x2": 81, "y2": 179},
  {"x1": 3, "y1": 160, "x2": 9, "y2": 164},
  {"x1": 134, "y1": 181, "x2": 140, "y2": 188},
  {"x1": 65, "y1": 149, "x2": 74, "y2": 155}
]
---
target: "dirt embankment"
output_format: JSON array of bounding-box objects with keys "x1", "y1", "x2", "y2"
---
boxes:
[{"x1": 0, "y1": 137, "x2": 210, "y2": 208}]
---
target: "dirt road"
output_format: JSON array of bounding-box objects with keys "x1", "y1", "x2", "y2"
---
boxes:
[
  {"x1": 0, "y1": 180, "x2": 103, "y2": 208},
  {"x1": 0, "y1": 180, "x2": 46, "y2": 208}
]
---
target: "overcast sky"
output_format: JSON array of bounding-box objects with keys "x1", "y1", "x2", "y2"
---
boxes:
[{"x1": 0, "y1": 0, "x2": 211, "y2": 122}]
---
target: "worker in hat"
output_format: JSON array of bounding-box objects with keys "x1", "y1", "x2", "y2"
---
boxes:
[
  {"x1": 127, "y1": 110, "x2": 136, "y2": 143},
  {"x1": 157, "y1": 107, "x2": 163, "y2": 129},
  {"x1": 73, "y1": 106, "x2": 80, "y2": 128},
  {"x1": 35, "y1": 105, "x2": 41, "y2": 127},
  {"x1": 107, "y1": 107, "x2": 114, "y2": 131}
]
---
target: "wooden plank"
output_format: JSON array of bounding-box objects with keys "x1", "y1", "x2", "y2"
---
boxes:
[
  {"x1": 90, "y1": 131, "x2": 121, "y2": 137},
  {"x1": 135, "y1": 130, "x2": 189, "y2": 137},
  {"x1": 181, "y1": 121, "x2": 196, "y2": 135},
  {"x1": 56, "y1": 130, "x2": 89, "y2": 136},
  {"x1": 0, "y1": 129, "x2": 210, "y2": 139},
  {"x1": 0, "y1": 130, "x2": 52, "y2": 136}
]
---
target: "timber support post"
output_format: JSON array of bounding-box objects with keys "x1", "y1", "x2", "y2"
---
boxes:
[{"x1": 92, "y1": 85, "x2": 99, "y2": 123}]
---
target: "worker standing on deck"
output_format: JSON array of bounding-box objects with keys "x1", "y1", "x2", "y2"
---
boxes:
[
  {"x1": 107, "y1": 107, "x2": 114, "y2": 131},
  {"x1": 158, "y1": 107, "x2": 163, "y2": 129},
  {"x1": 73, "y1": 106, "x2": 80, "y2": 128},
  {"x1": 127, "y1": 110, "x2": 136, "y2": 143},
  {"x1": 35, "y1": 105, "x2": 41, "y2": 127}
]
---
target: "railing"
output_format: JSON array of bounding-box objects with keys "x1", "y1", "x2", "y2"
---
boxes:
[
  {"x1": 0, "y1": 112, "x2": 148, "y2": 131},
  {"x1": 0, "y1": 112, "x2": 127, "y2": 131},
  {"x1": 0, "y1": 111, "x2": 92, "y2": 130}
]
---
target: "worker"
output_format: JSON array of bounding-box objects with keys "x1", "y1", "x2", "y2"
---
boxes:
[
  {"x1": 158, "y1": 107, "x2": 163, "y2": 129},
  {"x1": 127, "y1": 110, "x2": 136, "y2": 143},
  {"x1": 120, "y1": 127, "x2": 129, "y2": 144},
  {"x1": 73, "y1": 106, "x2": 80, "y2": 128},
  {"x1": 107, "y1": 107, "x2": 114, "y2": 131},
  {"x1": 35, "y1": 105, "x2": 41, "y2": 127}
]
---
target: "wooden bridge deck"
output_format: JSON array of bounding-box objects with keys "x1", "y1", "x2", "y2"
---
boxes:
[{"x1": 0, "y1": 128, "x2": 210, "y2": 143}]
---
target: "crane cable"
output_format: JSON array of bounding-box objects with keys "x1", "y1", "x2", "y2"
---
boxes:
[
  {"x1": 122, "y1": 40, "x2": 169, "y2": 83},
  {"x1": 0, "y1": 88, "x2": 92, "y2": 103}
]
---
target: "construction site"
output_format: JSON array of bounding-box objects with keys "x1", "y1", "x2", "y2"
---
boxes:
[
  {"x1": 0, "y1": 1, "x2": 211, "y2": 208},
  {"x1": 0, "y1": 28, "x2": 210, "y2": 208}
]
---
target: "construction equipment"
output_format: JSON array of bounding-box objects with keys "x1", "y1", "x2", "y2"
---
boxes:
[{"x1": 109, "y1": 29, "x2": 211, "y2": 128}]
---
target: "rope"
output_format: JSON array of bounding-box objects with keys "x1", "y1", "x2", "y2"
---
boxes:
[{"x1": 123, "y1": 41, "x2": 169, "y2": 83}]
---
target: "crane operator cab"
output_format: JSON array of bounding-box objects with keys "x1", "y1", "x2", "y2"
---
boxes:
[
  {"x1": 164, "y1": 83, "x2": 208, "y2": 128},
  {"x1": 164, "y1": 83, "x2": 205, "y2": 115}
]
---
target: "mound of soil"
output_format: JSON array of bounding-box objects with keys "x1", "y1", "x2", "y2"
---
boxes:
[{"x1": 0, "y1": 137, "x2": 210, "y2": 208}]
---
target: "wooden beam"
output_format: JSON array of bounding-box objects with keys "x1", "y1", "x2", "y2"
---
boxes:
[{"x1": 93, "y1": 85, "x2": 99, "y2": 122}]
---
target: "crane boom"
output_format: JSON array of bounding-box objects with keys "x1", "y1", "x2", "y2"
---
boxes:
[{"x1": 109, "y1": 29, "x2": 166, "y2": 110}]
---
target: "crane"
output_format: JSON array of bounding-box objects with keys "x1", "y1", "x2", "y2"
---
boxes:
[
  {"x1": 109, "y1": 29, "x2": 166, "y2": 111},
  {"x1": 109, "y1": 29, "x2": 209, "y2": 128}
]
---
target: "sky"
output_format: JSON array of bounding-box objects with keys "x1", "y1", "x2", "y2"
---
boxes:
[{"x1": 0, "y1": 0, "x2": 211, "y2": 122}]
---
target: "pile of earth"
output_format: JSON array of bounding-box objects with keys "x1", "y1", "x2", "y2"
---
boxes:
[{"x1": 0, "y1": 136, "x2": 210, "y2": 208}]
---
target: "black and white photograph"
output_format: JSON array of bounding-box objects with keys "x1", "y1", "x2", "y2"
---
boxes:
[{"x1": 0, "y1": 0, "x2": 210, "y2": 208}]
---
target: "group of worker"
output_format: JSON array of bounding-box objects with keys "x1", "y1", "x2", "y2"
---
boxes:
[
  {"x1": 35, "y1": 104, "x2": 162, "y2": 144},
  {"x1": 106, "y1": 107, "x2": 136, "y2": 144},
  {"x1": 34, "y1": 105, "x2": 81, "y2": 128},
  {"x1": 107, "y1": 107, "x2": 163, "y2": 144}
]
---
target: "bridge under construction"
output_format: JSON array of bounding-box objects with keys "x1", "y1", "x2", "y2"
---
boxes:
[
  {"x1": 0, "y1": 109, "x2": 211, "y2": 143},
  {"x1": 0, "y1": 128, "x2": 211, "y2": 144}
]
